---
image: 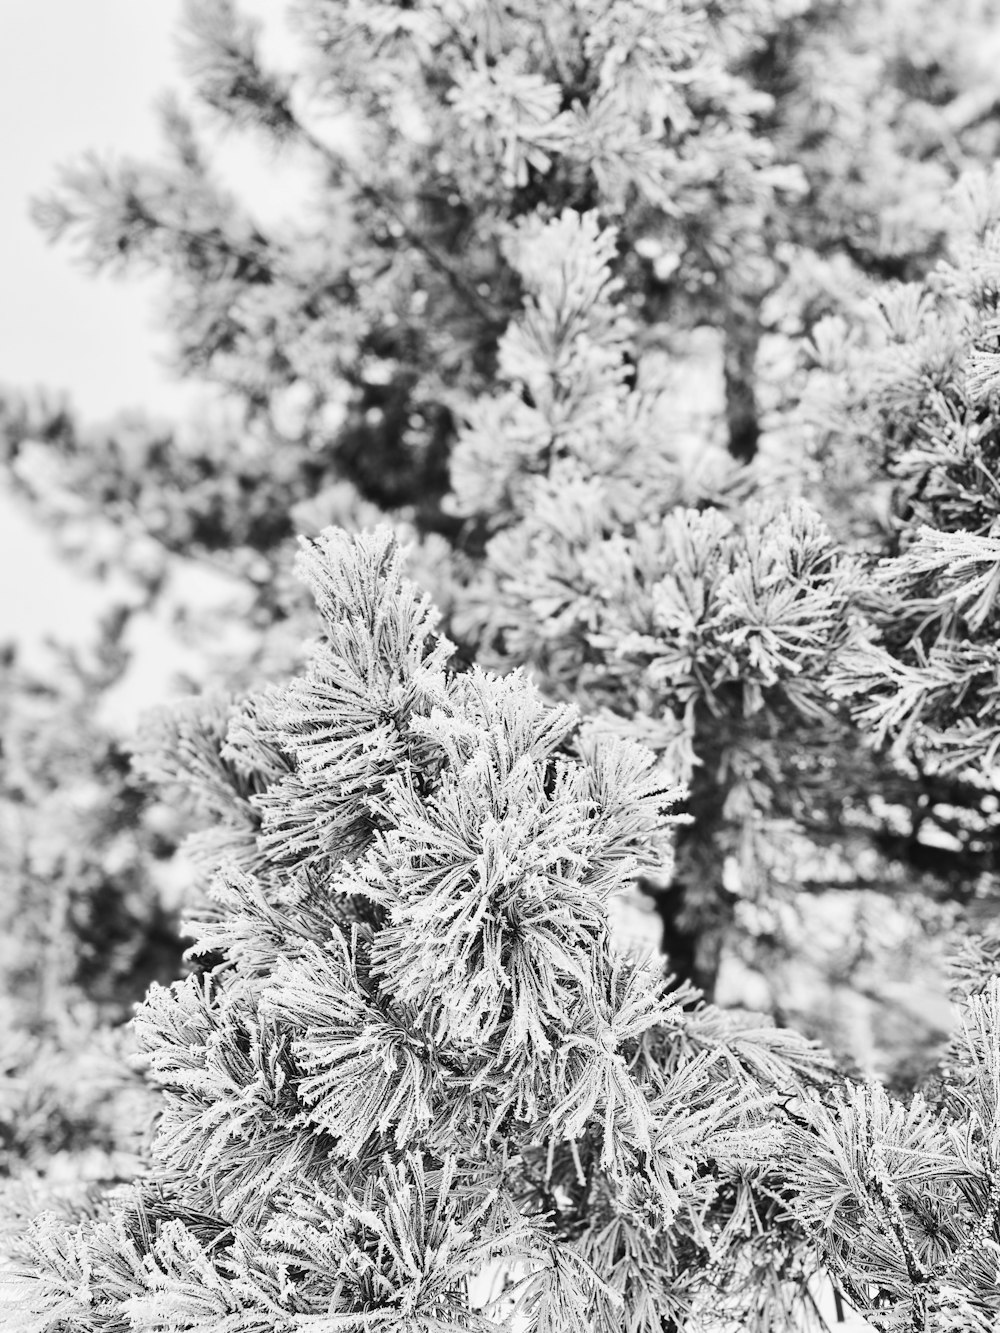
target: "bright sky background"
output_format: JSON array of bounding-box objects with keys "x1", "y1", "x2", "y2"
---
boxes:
[
  {"x1": 1, "y1": 0, "x2": 189, "y2": 419},
  {"x1": 0, "y1": 1, "x2": 189, "y2": 661},
  {"x1": 0, "y1": 1, "x2": 303, "y2": 706}
]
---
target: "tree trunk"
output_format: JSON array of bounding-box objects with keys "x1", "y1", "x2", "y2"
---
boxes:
[
  {"x1": 722, "y1": 292, "x2": 762, "y2": 464},
  {"x1": 643, "y1": 873, "x2": 731, "y2": 998}
]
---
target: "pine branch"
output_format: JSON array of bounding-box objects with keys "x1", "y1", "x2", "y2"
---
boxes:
[
  {"x1": 2, "y1": 527, "x2": 839, "y2": 1332},
  {"x1": 289, "y1": 118, "x2": 504, "y2": 329}
]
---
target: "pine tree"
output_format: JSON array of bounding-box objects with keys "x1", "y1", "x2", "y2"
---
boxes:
[
  {"x1": 820, "y1": 166, "x2": 1000, "y2": 778},
  {"x1": 9, "y1": 0, "x2": 996, "y2": 577},
  {"x1": 784, "y1": 968, "x2": 1000, "y2": 1331},
  {"x1": 14, "y1": 0, "x2": 781, "y2": 541},
  {"x1": 3, "y1": 528, "x2": 843, "y2": 1332},
  {"x1": 3, "y1": 0, "x2": 997, "y2": 1123},
  {"x1": 6, "y1": 528, "x2": 1000, "y2": 1330},
  {"x1": 793, "y1": 162, "x2": 1000, "y2": 969},
  {"x1": 443, "y1": 196, "x2": 981, "y2": 1067},
  {"x1": 7, "y1": 11, "x2": 1000, "y2": 1320},
  {"x1": 747, "y1": 155, "x2": 1000, "y2": 1333}
]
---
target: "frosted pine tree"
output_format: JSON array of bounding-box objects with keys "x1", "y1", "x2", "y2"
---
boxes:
[
  {"x1": 445, "y1": 177, "x2": 1000, "y2": 1101},
  {"x1": 742, "y1": 163, "x2": 1000, "y2": 1333},
  {"x1": 5, "y1": 0, "x2": 996, "y2": 1035},
  {"x1": 783, "y1": 969, "x2": 1000, "y2": 1331},
  {"x1": 823, "y1": 165, "x2": 1000, "y2": 777},
  {"x1": 11, "y1": 0, "x2": 985, "y2": 575},
  {"x1": 447, "y1": 205, "x2": 871, "y2": 998},
  {"x1": 8, "y1": 0, "x2": 786, "y2": 565},
  {"x1": 2, "y1": 528, "x2": 842, "y2": 1332}
]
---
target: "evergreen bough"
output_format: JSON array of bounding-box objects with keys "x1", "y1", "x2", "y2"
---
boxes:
[
  {"x1": 4, "y1": 528, "x2": 838, "y2": 1332},
  {"x1": 4, "y1": 535, "x2": 1000, "y2": 1330}
]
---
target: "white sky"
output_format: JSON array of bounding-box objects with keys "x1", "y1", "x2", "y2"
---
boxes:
[
  {"x1": 0, "y1": 1, "x2": 304, "y2": 686},
  {"x1": 0, "y1": 0, "x2": 189, "y2": 419},
  {"x1": 0, "y1": 1, "x2": 188, "y2": 662}
]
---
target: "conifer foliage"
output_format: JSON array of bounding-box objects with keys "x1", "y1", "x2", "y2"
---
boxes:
[
  {"x1": 448, "y1": 202, "x2": 869, "y2": 993},
  {"x1": 826, "y1": 166, "x2": 1000, "y2": 777},
  {"x1": 784, "y1": 968, "x2": 1000, "y2": 1331},
  {"x1": 3, "y1": 529, "x2": 837, "y2": 1332},
  {"x1": 9, "y1": 0, "x2": 966, "y2": 566},
  {"x1": 9, "y1": 4, "x2": 1000, "y2": 1330}
]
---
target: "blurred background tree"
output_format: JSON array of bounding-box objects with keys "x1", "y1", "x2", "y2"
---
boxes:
[
  {"x1": 0, "y1": 613, "x2": 179, "y2": 1192},
  {"x1": 13, "y1": 0, "x2": 1000, "y2": 579}
]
